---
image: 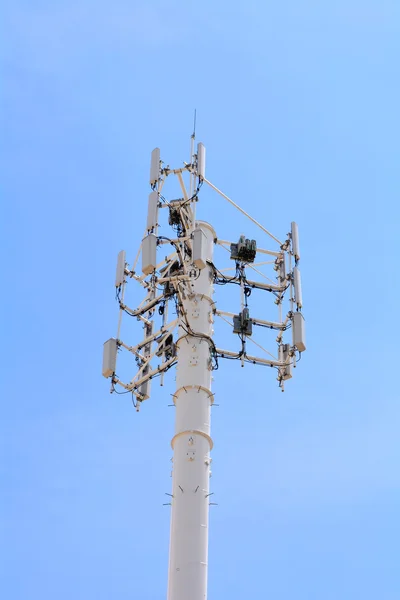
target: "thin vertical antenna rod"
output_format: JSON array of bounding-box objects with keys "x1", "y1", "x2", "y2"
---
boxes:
[{"x1": 190, "y1": 109, "x2": 196, "y2": 197}]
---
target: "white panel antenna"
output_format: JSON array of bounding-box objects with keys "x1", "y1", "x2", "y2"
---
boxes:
[
  {"x1": 115, "y1": 250, "x2": 126, "y2": 287},
  {"x1": 279, "y1": 343, "x2": 292, "y2": 380},
  {"x1": 141, "y1": 234, "x2": 157, "y2": 275},
  {"x1": 197, "y1": 142, "x2": 206, "y2": 180},
  {"x1": 291, "y1": 221, "x2": 300, "y2": 262},
  {"x1": 293, "y1": 266, "x2": 303, "y2": 309},
  {"x1": 192, "y1": 227, "x2": 207, "y2": 269},
  {"x1": 292, "y1": 311, "x2": 306, "y2": 352},
  {"x1": 149, "y1": 147, "x2": 160, "y2": 186},
  {"x1": 279, "y1": 257, "x2": 286, "y2": 284},
  {"x1": 102, "y1": 338, "x2": 117, "y2": 378},
  {"x1": 147, "y1": 191, "x2": 159, "y2": 232}
]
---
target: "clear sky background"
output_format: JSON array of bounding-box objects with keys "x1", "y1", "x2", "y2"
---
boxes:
[{"x1": 2, "y1": 1, "x2": 400, "y2": 599}]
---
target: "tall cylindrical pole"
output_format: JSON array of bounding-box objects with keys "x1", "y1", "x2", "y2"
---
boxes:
[{"x1": 167, "y1": 221, "x2": 215, "y2": 600}]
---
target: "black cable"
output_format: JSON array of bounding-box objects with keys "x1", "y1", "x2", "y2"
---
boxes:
[
  {"x1": 148, "y1": 360, "x2": 177, "y2": 382},
  {"x1": 253, "y1": 322, "x2": 291, "y2": 331},
  {"x1": 210, "y1": 347, "x2": 219, "y2": 370},
  {"x1": 181, "y1": 180, "x2": 203, "y2": 206},
  {"x1": 216, "y1": 351, "x2": 244, "y2": 360},
  {"x1": 243, "y1": 356, "x2": 279, "y2": 370},
  {"x1": 179, "y1": 318, "x2": 217, "y2": 352},
  {"x1": 120, "y1": 293, "x2": 166, "y2": 319},
  {"x1": 121, "y1": 305, "x2": 156, "y2": 319},
  {"x1": 207, "y1": 260, "x2": 241, "y2": 286},
  {"x1": 174, "y1": 282, "x2": 220, "y2": 369},
  {"x1": 157, "y1": 235, "x2": 182, "y2": 253},
  {"x1": 111, "y1": 382, "x2": 132, "y2": 395}
]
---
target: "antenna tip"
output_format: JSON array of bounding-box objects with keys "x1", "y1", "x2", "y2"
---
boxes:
[{"x1": 192, "y1": 109, "x2": 197, "y2": 138}]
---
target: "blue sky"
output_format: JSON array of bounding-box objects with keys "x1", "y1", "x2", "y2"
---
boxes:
[{"x1": 2, "y1": 1, "x2": 400, "y2": 598}]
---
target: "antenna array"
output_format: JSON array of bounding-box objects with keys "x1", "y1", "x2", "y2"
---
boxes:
[{"x1": 102, "y1": 141, "x2": 306, "y2": 600}]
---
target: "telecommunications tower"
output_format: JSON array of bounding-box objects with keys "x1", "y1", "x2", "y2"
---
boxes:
[{"x1": 102, "y1": 135, "x2": 306, "y2": 600}]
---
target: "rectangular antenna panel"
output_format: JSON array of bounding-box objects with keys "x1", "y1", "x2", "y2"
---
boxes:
[
  {"x1": 115, "y1": 250, "x2": 126, "y2": 287},
  {"x1": 193, "y1": 227, "x2": 207, "y2": 269},
  {"x1": 147, "y1": 191, "x2": 159, "y2": 231},
  {"x1": 197, "y1": 143, "x2": 206, "y2": 180},
  {"x1": 138, "y1": 380, "x2": 150, "y2": 400},
  {"x1": 292, "y1": 312, "x2": 306, "y2": 352},
  {"x1": 142, "y1": 234, "x2": 157, "y2": 275},
  {"x1": 279, "y1": 257, "x2": 286, "y2": 284},
  {"x1": 280, "y1": 343, "x2": 292, "y2": 380},
  {"x1": 138, "y1": 365, "x2": 151, "y2": 400},
  {"x1": 149, "y1": 147, "x2": 160, "y2": 185},
  {"x1": 102, "y1": 338, "x2": 117, "y2": 378},
  {"x1": 291, "y1": 222, "x2": 300, "y2": 261},
  {"x1": 293, "y1": 266, "x2": 303, "y2": 309}
]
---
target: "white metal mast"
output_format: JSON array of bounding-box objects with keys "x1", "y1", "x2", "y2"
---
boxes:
[
  {"x1": 168, "y1": 221, "x2": 215, "y2": 600},
  {"x1": 102, "y1": 137, "x2": 306, "y2": 600}
]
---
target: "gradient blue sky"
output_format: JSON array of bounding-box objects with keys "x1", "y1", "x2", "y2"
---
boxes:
[{"x1": 2, "y1": 1, "x2": 400, "y2": 599}]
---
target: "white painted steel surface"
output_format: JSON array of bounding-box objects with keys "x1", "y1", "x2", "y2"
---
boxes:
[{"x1": 167, "y1": 221, "x2": 215, "y2": 600}]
